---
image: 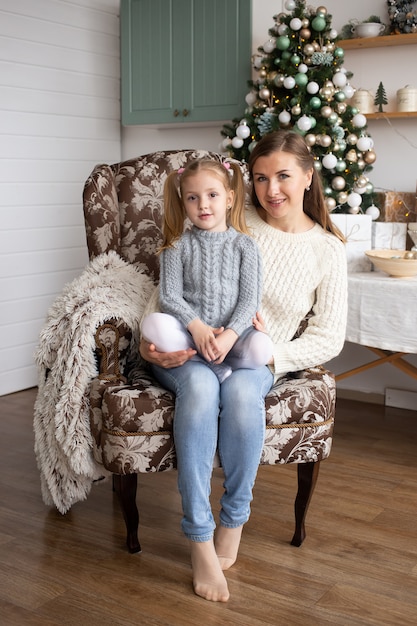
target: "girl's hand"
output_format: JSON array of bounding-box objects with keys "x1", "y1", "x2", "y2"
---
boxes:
[
  {"x1": 188, "y1": 319, "x2": 223, "y2": 361},
  {"x1": 253, "y1": 311, "x2": 268, "y2": 333},
  {"x1": 211, "y1": 328, "x2": 238, "y2": 363},
  {"x1": 139, "y1": 338, "x2": 196, "y2": 368}
]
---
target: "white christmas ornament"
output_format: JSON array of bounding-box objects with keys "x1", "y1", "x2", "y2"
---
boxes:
[
  {"x1": 285, "y1": 0, "x2": 296, "y2": 10},
  {"x1": 236, "y1": 124, "x2": 251, "y2": 139},
  {"x1": 278, "y1": 24, "x2": 289, "y2": 35},
  {"x1": 231, "y1": 136, "x2": 244, "y2": 149},
  {"x1": 365, "y1": 204, "x2": 380, "y2": 220},
  {"x1": 245, "y1": 91, "x2": 257, "y2": 106},
  {"x1": 322, "y1": 153, "x2": 338, "y2": 169},
  {"x1": 332, "y1": 71, "x2": 347, "y2": 88},
  {"x1": 290, "y1": 18, "x2": 302, "y2": 31},
  {"x1": 298, "y1": 63, "x2": 308, "y2": 74},
  {"x1": 356, "y1": 136, "x2": 372, "y2": 152},
  {"x1": 307, "y1": 81, "x2": 319, "y2": 94},
  {"x1": 278, "y1": 110, "x2": 291, "y2": 124},
  {"x1": 352, "y1": 113, "x2": 367, "y2": 128},
  {"x1": 343, "y1": 84, "x2": 355, "y2": 99},
  {"x1": 347, "y1": 192, "x2": 362, "y2": 208},
  {"x1": 297, "y1": 115, "x2": 312, "y2": 131},
  {"x1": 283, "y1": 76, "x2": 296, "y2": 89},
  {"x1": 263, "y1": 39, "x2": 276, "y2": 53},
  {"x1": 329, "y1": 28, "x2": 338, "y2": 40}
]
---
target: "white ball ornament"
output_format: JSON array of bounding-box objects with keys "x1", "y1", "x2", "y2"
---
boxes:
[
  {"x1": 365, "y1": 204, "x2": 381, "y2": 221},
  {"x1": 332, "y1": 71, "x2": 347, "y2": 88},
  {"x1": 278, "y1": 24, "x2": 289, "y2": 36},
  {"x1": 322, "y1": 153, "x2": 338, "y2": 169},
  {"x1": 298, "y1": 63, "x2": 308, "y2": 74},
  {"x1": 245, "y1": 91, "x2": 257, "y2": 106},
  {"x1": 297, "y1": 115, "x2": 312, "y2": 131},
  {"x1": 352, "y1": 113, "x2": 367, "y2": 129},
  {"x1": 236, "y1": 124, "x2": 251, "y2": 140},
  {"x1": 329, "y1": 28, "x2": 338, "y2": 40},
  {"x1": 290, "y1": 18, "x2": 302, "y2": 31},
  {"x1": 347, "y1": 192, "x2": 362, "y2": 208},
  {"x1": 231, "y1": 136, "x2": 244, "y2": 149},
  {"x1": 343, "y1": 84, "x2": 355, "y2": 99},
  {"x1": 307, "y1": 81, "x2": 319, "y2": 94},
  {"x1": 285, "y1": 0, "x2": 296, "y2": 9},
  {"x1": 263, "y1": 39, "x2": 276, "y2": 53},
  {"x1": 278, "y1": 110, "x2": 291, "y2": 124},
  {"x1": 283, "y1": 76, "x2": 296, "y2": 89},
  {"x1": 356, "y1": 136, "x2": 371, "y2": 152}
]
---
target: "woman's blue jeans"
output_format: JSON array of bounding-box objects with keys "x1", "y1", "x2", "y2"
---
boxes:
[{"x1": 150, "y1": 360, "x2": 274, "y2": 542}]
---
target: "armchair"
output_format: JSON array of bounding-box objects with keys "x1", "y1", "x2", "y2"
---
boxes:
[{"x1": 83, "y1": 150, "x2": 336, "y2": 554}]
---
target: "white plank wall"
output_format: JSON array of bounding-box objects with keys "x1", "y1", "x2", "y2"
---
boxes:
[{"x1": 0, "y1": 0, "x2": 121, "y2": 395}]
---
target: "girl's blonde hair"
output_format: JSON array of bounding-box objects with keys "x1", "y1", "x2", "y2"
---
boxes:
[
  {"x1": 248, "y1": 130, "x2": 346, "y2": 243},
  {"x1": 160, "y1": 159, "x2": 247, "y2": 250}
]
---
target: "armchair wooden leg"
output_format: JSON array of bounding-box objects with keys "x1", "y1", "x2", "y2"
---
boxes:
[
  {"x1": 112, "y1": 474, "x2": 141, "y2": 554},
  {"x1": 290, "y1": 461, "x2": 320, "y2": 547}
]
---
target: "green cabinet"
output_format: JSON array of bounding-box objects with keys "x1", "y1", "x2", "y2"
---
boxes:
[{"x1": 121, "y1": 0, "x2": 252, "y2": 125}]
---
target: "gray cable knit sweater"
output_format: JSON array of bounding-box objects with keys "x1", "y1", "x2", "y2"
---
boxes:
[{"x1": 159, "y1": 226, "x2": 262, "y2": 337}]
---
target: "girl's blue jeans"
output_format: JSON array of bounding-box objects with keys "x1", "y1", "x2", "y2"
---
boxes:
[{"x1": 150, "y1": 360, "x2": 274, "y2": 542}]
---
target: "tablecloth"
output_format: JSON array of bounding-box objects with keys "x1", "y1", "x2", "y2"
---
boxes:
[{"x1": 346, "y1": 272, "x2": 417, "y2": 353}]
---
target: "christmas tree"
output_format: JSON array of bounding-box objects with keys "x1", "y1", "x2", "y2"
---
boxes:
[{"x1": 221, "y1": 0, "x2": 377, "y2": 214}]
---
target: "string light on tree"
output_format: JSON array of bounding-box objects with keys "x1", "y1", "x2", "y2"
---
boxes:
[{"x1": 221, "y1": 0, "x2": 377, "y2": 214}]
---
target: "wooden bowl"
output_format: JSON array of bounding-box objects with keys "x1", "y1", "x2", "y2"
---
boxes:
[{"x1": 365, "y1": 249, "x2": 417, "y2": 278}]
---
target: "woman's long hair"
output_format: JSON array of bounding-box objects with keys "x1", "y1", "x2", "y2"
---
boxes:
[
  {"x1": 248, "y1": 130, "x2": 345, "y2": 242},
  {"x1": 160, "y1": 158, "x2": 248, "y2": 250}
]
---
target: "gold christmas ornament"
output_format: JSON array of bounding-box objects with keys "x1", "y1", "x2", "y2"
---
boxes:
[
  {"x1": 338, "y1": 191, "x2": 348, "y2": 204},
  {"x1": 325, "y1": 197, "x2": 337, "y2": 211},
  {"x1": 346, "y1": 149, "x2": 358, "y2": 162},
  {"x1": 300, "y1": 28, "x2": 311, "y2": 39},
  {"x1": 305, "y1": 133, "x2": 316, "y2": 146},
  {"x1": 363, "y1": 150, "x2": 376, "y2": 164},
  {"x1": 317, "y1": 6, "x2": 328, "y2": 15},
  {"x1": 332, "y1": 176, "x2": 346, "y2": 190}
]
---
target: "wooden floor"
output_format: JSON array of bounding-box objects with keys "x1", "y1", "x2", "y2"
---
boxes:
[{"x1": 0, "y1": 389, "x2": 417, "y2": 626}]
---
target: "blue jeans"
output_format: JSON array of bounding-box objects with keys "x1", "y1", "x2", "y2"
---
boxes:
[{"x1": 150, "y1": 360, "x2": 274, "y2": 542}]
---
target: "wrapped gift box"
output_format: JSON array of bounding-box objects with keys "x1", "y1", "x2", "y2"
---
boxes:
[
  {"x1": 372, "y1": 222, "x2": 407, "y2": 250},
  {"x1": 331, "y1": 214, "x2": 372, "y2": 272},
  {"x1": 375, "y1": 191, "x2": 416, "y2": 223}
]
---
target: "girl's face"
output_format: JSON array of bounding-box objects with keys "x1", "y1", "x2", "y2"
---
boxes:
[
  {"x1": 252, "y1": 151, "x2": 313, "y2": 227},
  {"x1": 181, "y1": 171, "x2": 234, "y2": 232}
]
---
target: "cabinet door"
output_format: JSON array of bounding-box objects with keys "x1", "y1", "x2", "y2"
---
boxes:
[
  {"x1": 121, "y1": 0, "x2": 251, "y2": 126},
  {"x1": 121, "y1": 0, "x2": 186, "y2": 125}
]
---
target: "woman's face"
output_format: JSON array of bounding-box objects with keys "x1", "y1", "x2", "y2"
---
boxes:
[{"x1": 252, "y1": 151, "x2": 313, "y2": 226}]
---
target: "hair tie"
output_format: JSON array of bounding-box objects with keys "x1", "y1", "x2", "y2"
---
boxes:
[
  {"x1": 223, "y1": 162, "x2": 231, "y2": 170},
  {"x1": 177, "y1": 167, "x2": 185, "y2": 175}
]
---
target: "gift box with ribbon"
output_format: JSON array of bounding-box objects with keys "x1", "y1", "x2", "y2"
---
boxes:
[{"x1": 331, "y1": 214, "x2": 372, "y2": 272}]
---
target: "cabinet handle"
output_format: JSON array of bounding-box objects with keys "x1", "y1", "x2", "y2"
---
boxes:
[
  {"x1": 173, "y1": 109, "x2": 180, "y2": 117},
  {"x1": 183, "y1": 109, "x2": 189, "y2": 117}
]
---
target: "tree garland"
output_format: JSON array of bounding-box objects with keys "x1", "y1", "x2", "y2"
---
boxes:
[{"x1": 387, "y1": 0, "x2": 417, "y2": 33}]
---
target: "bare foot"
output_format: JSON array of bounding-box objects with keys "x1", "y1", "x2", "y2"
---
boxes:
[
  {"x1": 214, "y1": 525, "x2": 243, "y2": 570},
  {"x1": 190, "y1": 539, "x2": 230, "y2": 602}
]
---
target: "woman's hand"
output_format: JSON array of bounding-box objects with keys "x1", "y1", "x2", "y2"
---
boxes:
[
  {"x1": 211, "y1": 328, "x2": 238, "y2": 364},
  {"x1": 139, "y1": 338, "x2": 196, "y2": 369},
  {"x1": 253, "y1": 311, "x2": 268, "y2": 333}
]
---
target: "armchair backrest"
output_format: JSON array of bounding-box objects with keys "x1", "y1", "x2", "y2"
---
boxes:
[{"x1": 83, "y1": 150, "x2": 250, "y2": 284}]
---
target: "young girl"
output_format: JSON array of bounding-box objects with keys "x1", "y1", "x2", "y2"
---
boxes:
[{"x1": 141, "y1": 158, "x2": 273, "y2": 382}]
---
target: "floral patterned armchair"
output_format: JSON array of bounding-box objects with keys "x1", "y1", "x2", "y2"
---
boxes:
[{"x1": 83, "y1": 150, "x2": 336, "y2": 554}]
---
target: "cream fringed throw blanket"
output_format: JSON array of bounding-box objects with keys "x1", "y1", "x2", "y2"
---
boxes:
[{"x1": 33, "y1": 251, "x2": 154, "y2": 514}]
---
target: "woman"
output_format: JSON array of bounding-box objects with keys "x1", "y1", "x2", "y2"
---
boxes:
[{"x1": 139, "y1": 130, "x2": 348, "y2": 603}]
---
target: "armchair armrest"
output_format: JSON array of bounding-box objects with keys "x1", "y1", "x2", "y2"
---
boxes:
[{"x1": 95, "y1": 319, "x2": 132, "y2": 382}]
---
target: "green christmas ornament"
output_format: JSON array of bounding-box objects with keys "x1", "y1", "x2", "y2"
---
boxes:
[
  {"x1": 311, "y1": 15, "x2": 326, "y2": 31},
  {"x1": 276, "y1": 35, "x2": 290, "y2": 50},
  {"x1": 295, "y1": 73, "x2": 308, "y2": 86}
]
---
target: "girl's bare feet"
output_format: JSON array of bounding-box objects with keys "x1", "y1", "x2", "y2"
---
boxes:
[
  {"x1": 190, "y1": 539, "x2": 230, "y2": 602},
  {"x1": 214, "y1": 525, "x2": 243, "y2": 570}
]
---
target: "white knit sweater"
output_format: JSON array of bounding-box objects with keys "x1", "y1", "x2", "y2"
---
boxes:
[{"x1": 245, "y1": 206, "x2": 348, "y2": 380}]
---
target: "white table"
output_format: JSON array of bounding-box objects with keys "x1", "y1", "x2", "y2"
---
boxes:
[{"x1": 336, "y1": 271, "x2": 417, "y2": 381}]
